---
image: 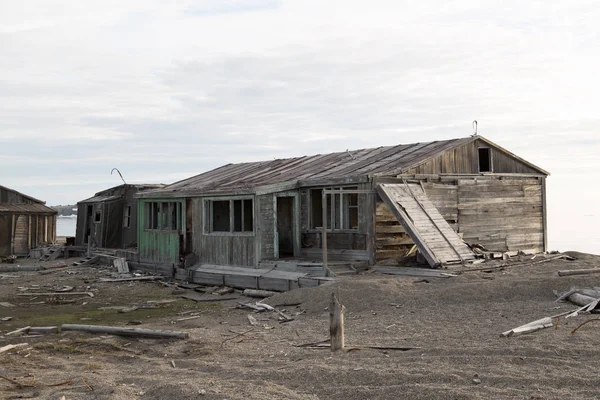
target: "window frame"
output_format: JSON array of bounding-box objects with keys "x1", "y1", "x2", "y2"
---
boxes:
[
  {"x1": 203, "y1": 196, "x2": 255, "y2": 236},
  {"x1": 123, "y1": 205, "x2": 131, "y2": 228},
  {"x1": 94, "y1": 210, "x2": 101, "y2": 224},
  {"x1": 308, "y1": 186, "x2": 360, "y2": 232},
  {"x1": 143, "y1": 200, "x2": 183, "y2": 232}
]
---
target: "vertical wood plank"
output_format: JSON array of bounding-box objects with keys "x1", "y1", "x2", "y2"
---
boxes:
[{"x1": 330, "y1": 293, "x2": 345, "y2": 352}]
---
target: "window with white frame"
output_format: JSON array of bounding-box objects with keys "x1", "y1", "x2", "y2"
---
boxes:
[
  {"x1": 310, "y1": 187, "x2": 359, "y2": 230},
  {"x1": 206, "y1": 198, "x2": 254, "y2": 233}
]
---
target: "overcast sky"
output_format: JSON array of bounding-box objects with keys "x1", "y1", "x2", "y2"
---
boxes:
[{"x1": 1, "y1": 1, "x2": 598, "y2": 252}]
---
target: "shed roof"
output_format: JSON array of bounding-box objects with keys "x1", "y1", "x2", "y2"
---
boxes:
[
  {"x1": 141, "y1": 136, "x2": 548, "y2": 197},
  {"x1": 0, "y1": 185, "x2": 46, "y2": 204},
  {"x1": 0, "y1": 203, "x2": 57, "y2": 214},
  {"x1": 78, "y1": 184, "x2": 165, "y2": 204}
]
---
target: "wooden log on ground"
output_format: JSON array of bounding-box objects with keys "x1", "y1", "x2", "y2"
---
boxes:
[
  {"x1": 243, "y1": 289, "x2": 276, "y2": 298},
  {"x1": 0, "y1": 343, "x2": 28, "y2": 354},
  {"x1": 566, "y1": 293, "x2": 599, "y2": 307},
  {"x1": 0, "y1": 266, "x2": 40, "y2": 273},
  {"x1": 60, "y1": 324, "x2": 189, "y2": 339},
  {"x1": 98, "y1": 276, "x2": 162, "y2": 282},
  {"x1": 29, "y1": 326, "x2": 60, "y2": 334},
  {"x1": 330, "y1": 293, "x2": 345, "y2": 352},
  {"x1": 502, "y1": 317, "x2": 554, "y2": 337},
  {"x1": 558, "y1": 268, "x2": 600, "y2": 277},
  {"x1": 16, "y1": 292, "x2": 94, "y2": 297},
  {"x1": 6, "y1": 326, "x2": 31, "y2": 336}
]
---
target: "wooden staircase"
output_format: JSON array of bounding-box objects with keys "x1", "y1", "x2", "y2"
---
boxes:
[{"x1": 40, "y1": 246, "x2": 62, "y2": 261}]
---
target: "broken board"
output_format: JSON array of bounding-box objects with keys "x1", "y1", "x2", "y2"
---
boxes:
[
  {"x1": 190, "y1": 264, "x2": 334, "y2": 292},
  {"x1": 377, "y1": 183, "x2": 475, "y2": 267}
]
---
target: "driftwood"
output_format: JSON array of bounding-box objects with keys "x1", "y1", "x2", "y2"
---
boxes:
[
  {"x1": 558, "y1": 268, "x2": 600, "y2": 277},
  {"x1": 16, "y1": 292, "x2": 95, "y2": 297},
  {"x1": 295, "y1": 340, "x2": 420, "y2": 351},
  {"x1": 243, "y1": 289, "x2": 276, "y2": 298},
  {"x1": 0, "y1": 343, "x2": 28, "y2": 354},
  {"x1": 98, "y1": 276, "x2": 162, "y2": 283},
  {"x1": 571, "y1": 318, "x2": 600, "y2": 334},
  {"x1": 330, "y1": 293, "x2": 345, "y2": 352},
  {"x1": 61, "y1": 324, "x2": 189, "y2": 339},
  {"x1": 501, "y1": 317, "x2": 554, "y2": 337},
  {"x1": 247, "y1": 315, "x2": 258, "y2": 326},
  {"x1": 6, "y1": 326, "x2": 31, "y2": 336},
  {"x1": 181, "y1": 294, "x2": 238, "y2": 302}
]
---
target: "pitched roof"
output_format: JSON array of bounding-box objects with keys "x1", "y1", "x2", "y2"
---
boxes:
[
  {"x1": 141, "y1": 136, "x2": 547, "y2": 197},
  {"x1": 0, "y1": 185, "x2": 46, "y2": 204},
  {"x1": 78, "y1": 184, "x2": 165, "y2": 203},
  {"x1": 0, "y1": 203, "x2": 57, "y2": 214}
]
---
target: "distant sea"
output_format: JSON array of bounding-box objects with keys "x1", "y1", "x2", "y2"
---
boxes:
[{"x1": 56, "y1": 215, "x2": 77, "y2": 237}]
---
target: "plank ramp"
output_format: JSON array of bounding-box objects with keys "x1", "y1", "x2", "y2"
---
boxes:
[
  {"x1": 376, "y1": 183, "x2": 475, "y2": 267},
  {"x1": 189, "y1": 264, "x2": 334, "y2": 292}
]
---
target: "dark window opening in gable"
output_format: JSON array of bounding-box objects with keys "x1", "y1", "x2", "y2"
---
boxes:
[
  {"x1": 478, "y1": 148, "x2": 491, "y2": 172},
  {"x1": 94, "y1": 210, "x2": 101, "y2": 223}
]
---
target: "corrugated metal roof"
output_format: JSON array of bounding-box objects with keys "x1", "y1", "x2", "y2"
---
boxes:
[
  {"x1": 0, "y1": 203, "x2": 57, "y2": 214},
  {"x1": 146, "y1": 137, "x2": 474, "y2": 196}
]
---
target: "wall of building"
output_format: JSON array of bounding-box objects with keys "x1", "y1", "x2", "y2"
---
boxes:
[
  {"x1": 374, "y1": 175, "x2": 546, "y2": 259},
  {"x1": 0, "y1": 188, "x2": 35, "y2": 204},
  {"x1": 404, "y1": 139, "x2": 543, "y2": 175},
  {"x1": 0, "y1": 213, "x2": 56, "y2": 257}
]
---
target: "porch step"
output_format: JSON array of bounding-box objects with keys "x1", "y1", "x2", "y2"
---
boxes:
[
  {"x1": 40, "y1": 246, "x2": 63, "y2": 261},
  {"x1": 70, "y1": 256, "x2": 99, "y2": 267}
]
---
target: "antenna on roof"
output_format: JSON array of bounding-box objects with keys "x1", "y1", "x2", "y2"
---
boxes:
[
  {"x1": 111, "y1": 168, "x2": 127, "y2": 185},
  {"x1": 472, "y1": 120, "x2": 478, "y2": 136},
  {"x1": 346, "y1": 149, "x2": 356, "y2": 160}
]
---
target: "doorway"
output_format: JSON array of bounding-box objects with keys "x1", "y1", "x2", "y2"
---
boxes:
[{"x1": 276, "y1": 196, "x2": 295, "y2": 258}]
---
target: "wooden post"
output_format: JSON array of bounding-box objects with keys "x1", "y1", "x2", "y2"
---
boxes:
[
  {"x1": 87, "y1": 235, "x2": 91, "y2": 257},
  {"x1": 330, "y1": 293, "x2": 345, "y2": 351},
  {"x1": 322, "y1": 190, "x2": 328, "y2": 271}
]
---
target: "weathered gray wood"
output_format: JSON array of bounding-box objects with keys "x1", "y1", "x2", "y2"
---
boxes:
[
  {"x1": 98, "y1": 276, "x2": 162, "y2": 282},
  {"x1": 181, "y1": 294, "x2": 238, "y2": 302},
  {"x1": 6, "y1": 326, "x2": 31, "y2": 336},
  {"x1": 242, "y1": 289, "x2": 276, "y2": 298},
  {"x1": 29, "y1": 326, "x2": 60, "y2": 334},
  {"x1": 558, "y1": 268, "x2": 600, "y2": 277},
  {"x1": 61, "y1": 324, "x2": 189, "y2": 339},
  {"x1": 330, "y1": 293, "x2": 345, "y2": 352},
  {"x1": 0, "y1": 265, "x2": 40, "y2": 273},
  {"x1": 0, "y1": 343, "x2": 28, "y2": 354},
  {"x1": 501, "y1": 317, "x2": 553, "y2": 337},
  {"x1": 374, "y1": 266, "x2": 457, "y2": 278},
  {"x1": 322, "y1": 189, "x2": 328, "y2": 271},
  {"x1": 17, "y1": 292, "x2": 94, "y2": 297}
]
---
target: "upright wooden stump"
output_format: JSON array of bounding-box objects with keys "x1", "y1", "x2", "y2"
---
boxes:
[{"x1": 330, "y1": 293, "x2": 345, "y2": 352}]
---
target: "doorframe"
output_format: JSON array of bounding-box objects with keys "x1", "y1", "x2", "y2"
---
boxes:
[{"x1": 273, "y1": 192, "x2": 300, "y2": 259}]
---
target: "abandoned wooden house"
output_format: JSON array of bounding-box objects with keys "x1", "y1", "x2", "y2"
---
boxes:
[
  {"x1": 133, "y1": 135, "x2": 548, "y2": 282},
  {"x1": 75, "y1": 184, "x2": 164, "y2": 249},
  {"x1": 0, "y1": 185, "x2": 57, "y2": 257}
]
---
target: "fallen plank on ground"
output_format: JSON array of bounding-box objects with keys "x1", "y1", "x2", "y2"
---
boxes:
[
  {"x1": 558, "y1": 268, "x2": 600, "y2": 277},
  {"x1": 501, "y1": 317, "x2": 554, "y2": 337},
  {"x1": 98, "y1": 276, "x2": 163, "y2": 282},
  {"x1": 16, "y1": 292, "x2": 94, "y2": 297},
  {"x1": 61, "y1": 324, "x2": 189, "y2": 339},
  {"x1": 181, "y1": 294, "x2": 238, "y2": 302}
]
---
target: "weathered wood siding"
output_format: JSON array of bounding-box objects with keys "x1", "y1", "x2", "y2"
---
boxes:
[
  {"x1": 405, "y1": 139, "x2": 542, "y2": 175},
  {"x1": 13, "y1": 215, "x2": 29, "y2": 255},
  {"x1": 258, "y1": 194, "x2": 275, "y2": 260},
  {"x1": 375, "y1": 200, "x2": 415, "y2": 261},
  {"x1": 0, "y1": 188, "x2": 34, "y2": 204},
  {"x1": 0, "y1": 215, "x2": 11, "y2": 256},
  {"x1": 455, "y1": 177, "x2": 544, "y2": 252},
  {"x1": 192, "y1": 197, "x2": 257, "y2": 267}
]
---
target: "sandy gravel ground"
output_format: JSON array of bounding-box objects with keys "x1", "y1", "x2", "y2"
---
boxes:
[{"x1": 1, "y1": 252, "x2": 600, "y2": 399}]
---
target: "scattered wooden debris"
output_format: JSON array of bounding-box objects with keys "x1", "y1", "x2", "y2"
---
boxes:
[
  {"x1": 6, "y1": 326, "x2": 31, "y2": 336},
  {"x1": 181, "y1": 294, "x2": 238, "y2": 303},
  {"x1": 98, "y1": 276, "x2": 162, "y2": 283},
  {"x1": 247, "y1": 315, "x2": 258, "y2": 326},
  {"x1": 558, "y1": 268, "x2": 600, "y2": 277},
  {"x1": 61, "y1": 324, "x2": 189, "y2": 339},
  {"x1": 17, "y1": 292, "x2": 94, "y2": 298},
  {"x1": 113, "y1": 258, "x2": 129, "y2": 273},
  {"x1": 295, "y1": 340, "x2": 420, "y2": 351},
  {"x1": 212, "y1": 286, "x2": 235, "y2": 296},
  {"x1": 374, "y1": 266, "x2": 457, "y2": 278},
  {"x1": 243, "y1": 289, "x2": 276, "y2": 298},
  {"x1": 0, "y1": 302, "x2": 15, "y2": 308},
  {"x1": 501, "y1": 317, "x2": 554, "y2": 337},
  {"x1": 0, "y1": 343, "x2": 28, "y2": 354}
]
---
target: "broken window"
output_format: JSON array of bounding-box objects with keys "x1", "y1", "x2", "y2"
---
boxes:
[
  {"x1": 478, "y1": 148, "x2": 491, "y2": 172},
  {"x1": 94, "y1": 210, "x2": 101, "y2": 223},
  {"x1": 310, "y1": 187, "x2": 359, "y2": 230},
  {"x1": 123, "y1": 205, "x2": 131, "y2": 228},
  {"x1": 144, "y1": 201, "x2": 182, "y2": 231},
  {"x1": 207, "y1": 198, "x2": 254, "y2": 233}
]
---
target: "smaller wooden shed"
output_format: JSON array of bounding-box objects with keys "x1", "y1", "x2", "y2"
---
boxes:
[
  {"x1": 75, "y1": 184, "x2": 164, "y2": 249},
  {"x1": 0, "y1": 185, "x2": 57, "y2": 257}
]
